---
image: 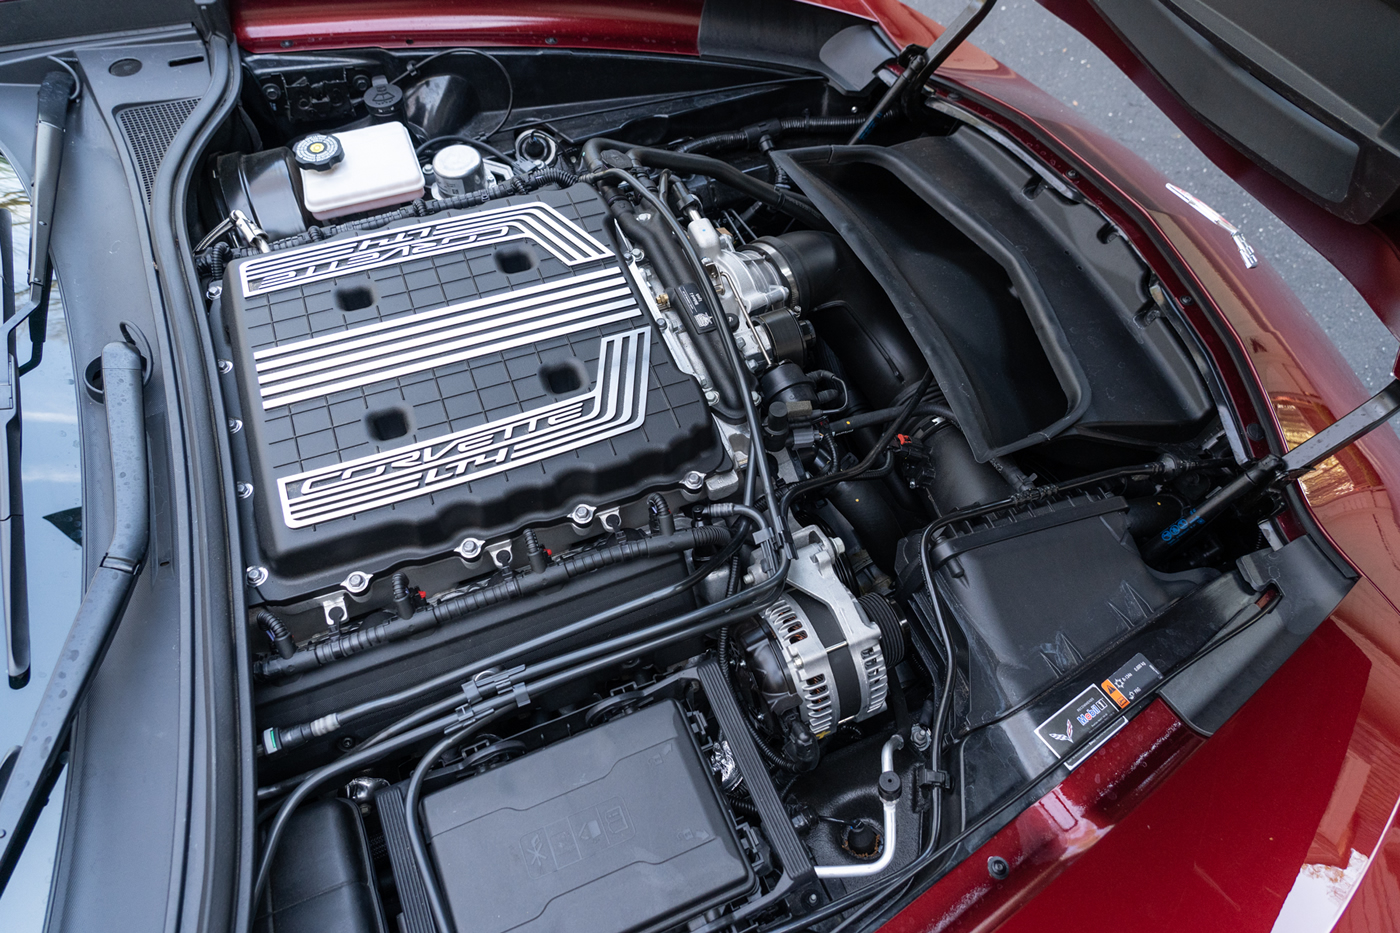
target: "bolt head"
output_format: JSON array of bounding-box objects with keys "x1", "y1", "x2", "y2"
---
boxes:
[
  {"x1": 205, "y1": 282, "x2": 223, "y2": 300},
  {"x1": 261, "y1": 82, "x2": 281, "y2": 100},
  {"x1": 228, "y1": 418, "x2": 242, "y2": 434},
  {"x1": 236, "y1": 481, "x2": 254, "y2": 499},
  {"x1": 682, "y1": 470, "x2": 706, "y2": 491},
  {"x1": 910, "y1": 723, "x2": 932, "y2": 751},
  {"x1": 570, "y1": 503, "x2": 596, "y2": 525},
  {"x1": 987, "y1": 855, "x2": 1010, "y2": 880},
  {"x1": 343, "y1": 571, "x2": 371, "y2": 594},
  {"x1": 636, "y1": 212, "x2": 652, "y2": 222},
  {"x1": 457, "y1": 537, "x2": 485, "y2": 560},
  {"x1": 245, "y1": 566, "x2": 269, "y2": 586},
  {"x1": 217, "y1": 359, "x2": 233, "y2": 374}
]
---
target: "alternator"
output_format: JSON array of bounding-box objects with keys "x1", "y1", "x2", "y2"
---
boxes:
[{"x1": 743, "y1": 526, "x2": 893, "y2": 737}]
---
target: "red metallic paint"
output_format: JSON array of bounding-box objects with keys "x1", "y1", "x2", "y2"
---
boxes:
[
  {"x1": 879, "y1": 701, "x2": 1203, "y2": 933},
  {"x1": 225, "y1": 1, "x2": 1400, "y2": 927},
  {"x1": 232, "y1": 0, "x2": 954, "y2": 60},
  {"x1": 235, "y1": 1, "x2": 708, "y2": 55}
]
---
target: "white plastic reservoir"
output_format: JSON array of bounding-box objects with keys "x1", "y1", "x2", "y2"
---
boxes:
[{"x1": 299, "y1": 122, "x2": 424, "y2": 221}]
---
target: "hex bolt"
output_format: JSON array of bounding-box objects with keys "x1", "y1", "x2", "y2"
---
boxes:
[
  {"x1": 571, "y1": 504, "x2": 596, "y2": 526},
  {"x1": 682, "y1": 471, "x2": 706, "y2": 492},
  {"x1": 236, "y1": 481, "x2": 254, "y2": 499},
  {"x1": 206, "y1": 282, "x2": 223, "y2": 300},
  {"x1": 987, "y1": 856, "x2": 1010, "y2": 880},
  {"x1": 217, "y1": 359, "x2": 233, "y2": 374},
  {"x1": 636, "y1": 212, "x2": 652, "y2": 222},
  {"x1": 261, "y1": 82, "x2": 281, "y2": 100},
  {"x1": 342, "y1": 570, "x2": 372, "y2": 595},
  {"x1": 456, "y1": 537, "x2": 485, "y2": 561},
  {"x1": 228, "y1": 418, "x2": 242, "y2": 434},
  {"x1": 910, "y1": 723, "x2": 932, "y2": 752},
  {"x1": 245, "y1": 566, "x2": 269, "y2": 587}
]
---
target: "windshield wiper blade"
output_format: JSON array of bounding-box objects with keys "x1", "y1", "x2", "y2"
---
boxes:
[
  {"x1": 0, "y1": 211, "x2": 28, "y2": 690},
  {"x1": 0, "y1": 341, "x2": 148, "y2": 891}
]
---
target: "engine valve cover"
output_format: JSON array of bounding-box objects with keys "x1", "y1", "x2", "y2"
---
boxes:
[{"x1": 223, "y1": 185, "x2": 722, "y2": 582}]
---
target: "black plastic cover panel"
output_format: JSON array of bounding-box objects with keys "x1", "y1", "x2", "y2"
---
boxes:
[
  {"x1": 1077, "y1": 0, "x2": 1400, "y2": 221},
  {"x1": 924, "y1": 495, "x2": 1207, "y2": 728},
  {"x1": 255, "y1": 798, "x2": 385, "y2": 933},
  {"x1": 775, "y1": 133, "x2": 1212, "y2": 460},
  {"x1": 421, "y1": 700, "x2": 752, "y2": 933},
  {"x1": 221, "y1": 184, "x2": 721, "y2": 579}
]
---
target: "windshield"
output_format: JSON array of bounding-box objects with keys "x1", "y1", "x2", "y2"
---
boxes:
[{"x1": 0, "y1": 153, "x2": 85, "y2": 933}]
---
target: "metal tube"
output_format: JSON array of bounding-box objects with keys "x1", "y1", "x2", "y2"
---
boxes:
[{"x1": 814, "y1": 735, "x2": 904, "y2": 879}]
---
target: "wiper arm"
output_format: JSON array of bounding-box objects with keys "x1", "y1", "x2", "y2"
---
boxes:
[
  {"x1": 26, "y1": 69, "x2": 74, "y2": 304},
  {"x1": 0, "y1": 341, "x2": 148, "y2": 892}
]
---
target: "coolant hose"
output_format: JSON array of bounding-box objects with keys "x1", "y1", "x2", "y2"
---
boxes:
[
  {"x1": 608, "y1": 200, "x2": 746, "y2": 416},
  {"x1": 625, "y1": 147, "x2": 829, "y2": 230}
]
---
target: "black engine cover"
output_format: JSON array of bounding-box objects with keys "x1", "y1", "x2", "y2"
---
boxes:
[{"x1": 221, "y1": 184, "x2": 721, "y2": 592}]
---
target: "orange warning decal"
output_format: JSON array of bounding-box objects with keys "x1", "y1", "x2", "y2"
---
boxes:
[{"x1": 1102, "y1": 679, "x2": 1130, "y2": 709}]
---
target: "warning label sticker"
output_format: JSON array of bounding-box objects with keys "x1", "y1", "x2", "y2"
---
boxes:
[
  {"x1": 1035, "y1": 685, "x2": 1120, "y2": 758},
  {"x1": 1101, "y1": 654, "x2": 1162, "y2": 709}
]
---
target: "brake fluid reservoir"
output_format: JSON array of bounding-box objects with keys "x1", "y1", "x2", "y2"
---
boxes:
[{"x1": 297, "y1": 122, "x2": 424, "y2": 221}]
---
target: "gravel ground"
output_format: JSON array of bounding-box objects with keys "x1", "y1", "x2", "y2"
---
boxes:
[{"x1": 908, "y1": 0, "x2": 1398, "y2": 395}]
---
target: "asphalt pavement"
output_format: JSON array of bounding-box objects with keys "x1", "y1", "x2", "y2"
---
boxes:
[{"x1": 909, "y1": 0, "x2": 1398, "y2": 395}]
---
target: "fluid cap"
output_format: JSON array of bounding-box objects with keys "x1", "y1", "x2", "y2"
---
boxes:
[
  {"x1": 293, "y1": 133, "x2": 344, "y2": 171},
  {"x1": 362, "y1": 74, "x2": 404, "y2": 121},
  {"x1": 431, "y1": 143, "x2": 487, "y2": 198}
]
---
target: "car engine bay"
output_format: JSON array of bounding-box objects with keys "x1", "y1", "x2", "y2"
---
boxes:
[{"x1": 182, "y1": 44, "x2": 1350, "y2": 933}]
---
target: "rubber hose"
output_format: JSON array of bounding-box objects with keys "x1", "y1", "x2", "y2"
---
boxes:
[
  {"x1": 254, "y1": 526, "x2": 730, "y2": 679},
  {"x1": 677, "y1": 115, "x2": 868, "y2": 153},
  {"x1": 626, "y1": 148, "x2": 829, "y2": 230},
  {"x1": 256, "y1": 610, "x2": 296, "y2": 660}
]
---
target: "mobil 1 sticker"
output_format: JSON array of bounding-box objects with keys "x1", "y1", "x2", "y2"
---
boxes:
[
  {"x1": 672, "y1": 283, "x2": 717, "y2": 333},
  {"x1": 1100, "y1": 653, "x2": 1161, "y2": 709},
  {"x1": 1034, "y1": 685, "x2": 1120, "y2": 758}
]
